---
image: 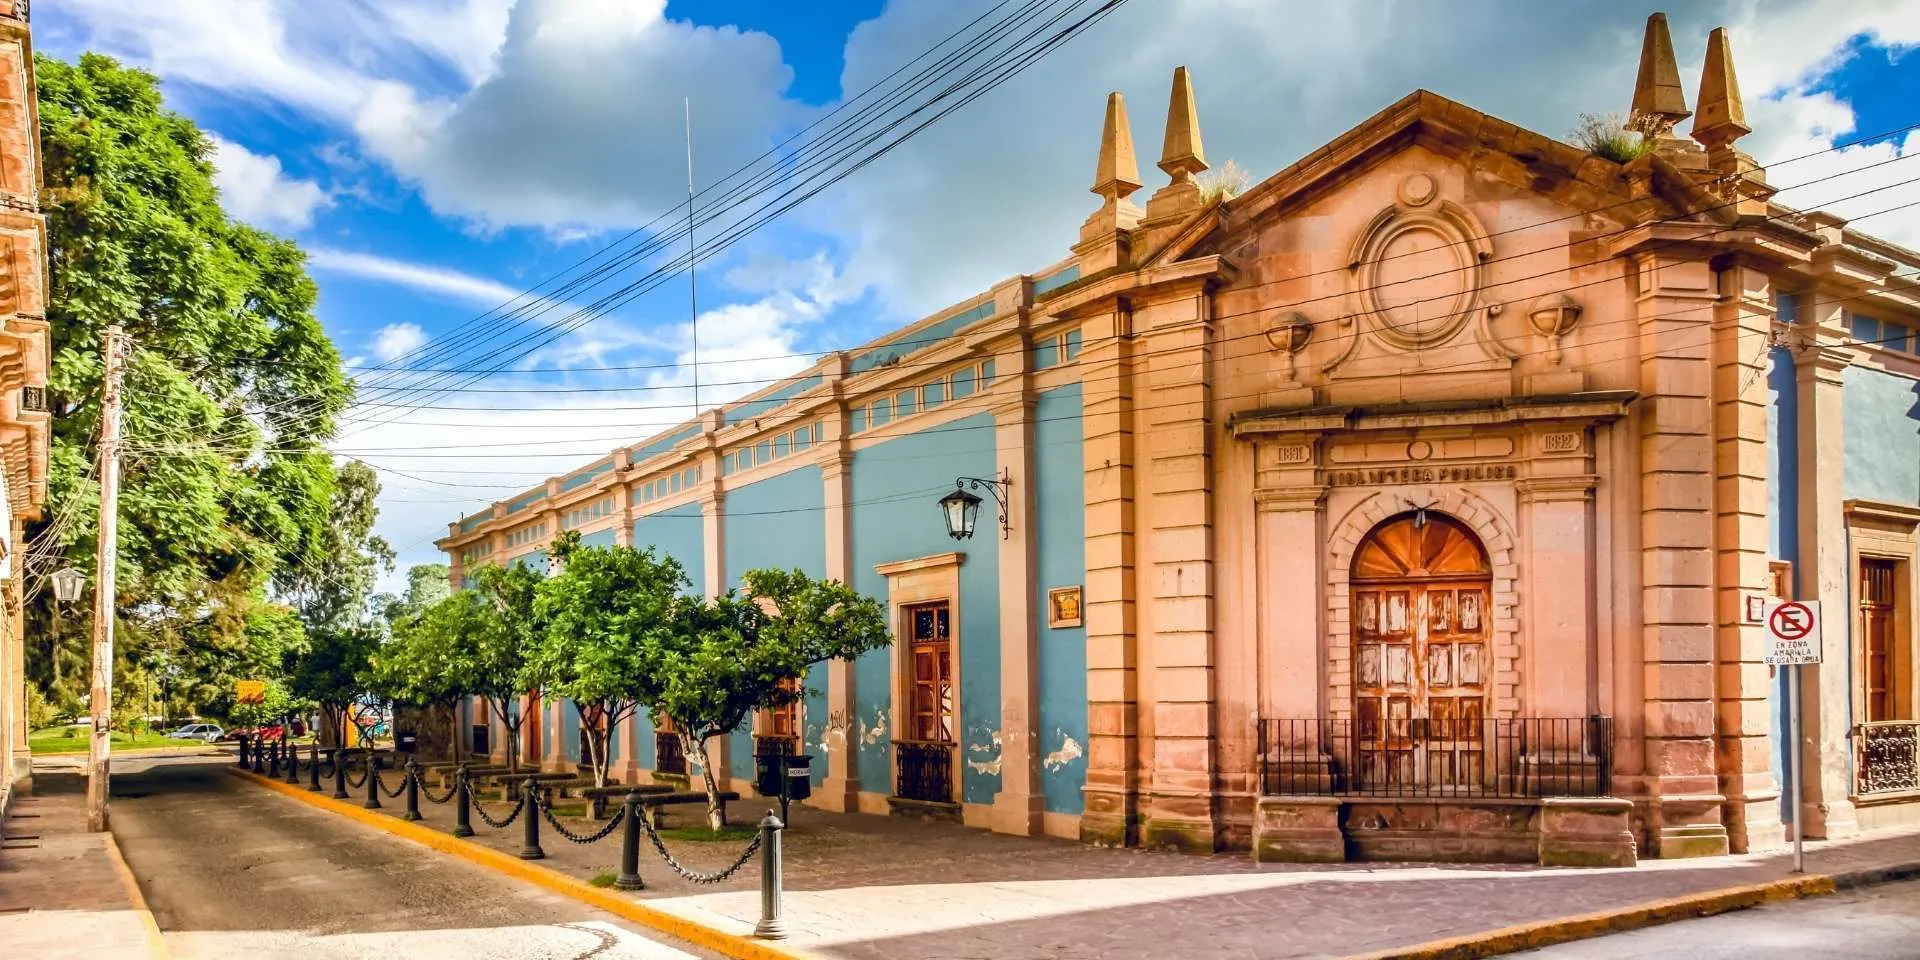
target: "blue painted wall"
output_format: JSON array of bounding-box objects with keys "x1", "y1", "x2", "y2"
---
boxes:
[
  {"x1": 632, "y1": 501, "x2": 707, "y2": 595},
  {"x1": 850, "y1": 413, "x2": 1001, "y2": 805},
  {"x1": 563, "y1": 702, "x2": 581, "y2": 763},
  {"x1": 634, "y1": 709, "x2": 655, "y2": 769},
  {"x1": 1034, "y1": 386, "x2": 1089, "y2": 813},
  {"x1": 577, "y1": 527, "x2": 618, "y2": 549},
  {"x1": 1765, "y1": 346, "x2": 1798, "y2": 820},
  {"x1": 722, "y1": 465, "x2": 828, "y2": 785},
  {"x1": 1842, "y1": 365, "x2": 1920, "y2": 506}
]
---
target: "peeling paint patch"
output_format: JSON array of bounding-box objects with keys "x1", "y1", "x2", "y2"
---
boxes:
[
  {"x1": 1043, "y1": 734, "x2": 1083, "y2": 771},
  {"x1": 967, "y1": 757, "x2": 1003, "y2": 775},
  {"x1": 860, "y1": 707, "x2": 889, "y2": 746}
]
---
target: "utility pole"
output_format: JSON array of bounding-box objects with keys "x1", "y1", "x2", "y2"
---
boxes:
[{"x1": 86, "y1": 324, "x2": 130, "y2": 833}]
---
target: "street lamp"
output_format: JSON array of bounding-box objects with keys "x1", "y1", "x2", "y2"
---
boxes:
[
  {"x1": 51, "y1": 567, "x2": 85, "y2": 604},
  {"x1": 938, "y1": 470, "x2": 1011, "y2": 541}
]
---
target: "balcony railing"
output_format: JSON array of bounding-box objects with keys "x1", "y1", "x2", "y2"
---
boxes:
[
  {"x1": 754, "y1": 734, "x2": 799, "y2": 758},
  {"x1": 1856, "y1": 721, "x2": 1920, "y2": 798},
  {"x1": 654, "y1": 731, "x2": 687, "y2": 777},
  {"x1": 1258, "y1": 716, "x2": 1613, "y2": 799},
  {"x1": 894, "y1": 739, "x2": 955, "y2": 804}
]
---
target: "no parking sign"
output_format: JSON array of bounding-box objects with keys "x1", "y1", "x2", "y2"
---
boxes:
[{"x1": 1763, "y1": 600, "x2": 1821, "y2": 665}]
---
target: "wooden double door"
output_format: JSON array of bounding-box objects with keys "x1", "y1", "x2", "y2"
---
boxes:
[{"x1": 1351, "y1": 513, "x2": 1492, "y2": 791}]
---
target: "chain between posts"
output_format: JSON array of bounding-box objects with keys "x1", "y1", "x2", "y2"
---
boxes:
[
  {"x1": 636, "y1": 813, "x2": 762, "y2": 884},
  {"x1": 417, "y1": 766, "x2": 460, "y2": 804},
  {"x1": 343, "y1": 760, "x2": 370, "y2": 789},
  {"x1": 376, "y1": 766, "x2": 409, "y2": 799},
  {"x1": 467, "y1": 775, "x2": 527, "y2": 829},
  {"x1": 535, "y1": 791, "x2": 627, "y2": 844}
]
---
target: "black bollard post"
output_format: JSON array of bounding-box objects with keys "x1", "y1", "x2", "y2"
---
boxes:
[
  {"x1": 364, "y1": 750, "x2": 383, "y2": 810},
  {"x1": 272, "y1": 739, "x2": 285, "y2": 777},
  {"x1": 402, "y1": 760, "x2": 421, "y2": 821},
  {"x1": 452, "y1": 766, "x2": 474, "y2": 838},
  {"x1": 308, "y1": 742, "x2": 322, "y2": 791},
  {"x1": 614, "y1": 790, "x2": 644, "y2": 890},
  {"x1": 517, "y1": 775, "x2": 545, "y2": 860},
  {"x1": 331, "y1": 746, "x2": 349, "y2": 799},
  {"x1": 236, "y1": 735, "x2": 249, "y2": 767},
  {"x1": 753, "y1": 812, "x2": 787, "y2": 940},
  {"x1": 251, "y1": 737, "x2": 266, "y2": 774},
  {"x1": 285, "y1": 739, "x2": 300, "y2": 783}
]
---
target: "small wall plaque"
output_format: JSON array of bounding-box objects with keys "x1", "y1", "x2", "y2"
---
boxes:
[{"x1": 1047, "y1": 586, "x2": 1083, "y2": 629}]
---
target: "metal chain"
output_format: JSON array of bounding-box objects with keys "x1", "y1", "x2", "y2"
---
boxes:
[
  {"x1": 377, "y1": 767, "x2": 409, "y2": 798},
  {"x1": 343, "y1": 762, "x2": 369, "y2": 789},
  {"x1": 536, "y1": 792, "x2": 626, "y2": 844},
  {"x1": 418, "y1": 769, "x2": 460, "y2": 805},
  {"x1": 638, "y1": 815, "x2": 761, "y2": 884},
  {"x1": 467, "y1": 776, "x2": 526, "y2": 829}
]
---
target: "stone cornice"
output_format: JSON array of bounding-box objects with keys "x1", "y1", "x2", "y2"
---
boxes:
[
  {"x1": 1231, "y1": 392, "x2": 1635, "y2": 440},
  {"x1": 1843, "y1": 499, "x2": 1920, "y2": 531},
  {"x1": 1042, "y1": 256, "x2": 1232, "y2": 321},
  {"x1": 1516, "y1": 474, "x2": 1600, "y2": 503},
  {"x1": 875, "y1": 551, "x2": 965, "y2": 578},
  {"x1": 1253, "y1": 486, "x2": 1328, "y2": 512}
]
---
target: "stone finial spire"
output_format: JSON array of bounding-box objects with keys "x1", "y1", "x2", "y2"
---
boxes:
[
  {"x1": 1629, "y1": 12, "x2": 1691, "y2": 138},
  {"x1": 1158, "y1": 66, "x2": 1207, "y2": 183},
  {"x1": 1691, "y1": 27, "x2": 1749, "y2": 149},
  {"x1": 1077, "y1": 91, "x2": 1143, "y2": 271},
  {"x1": 1092, "y1": 91, "x2": 1143, "y2": 201}
]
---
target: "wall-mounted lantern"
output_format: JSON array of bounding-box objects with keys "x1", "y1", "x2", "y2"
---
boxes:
[{"x1": 938, "y1": 470, "x2": 1011, "y2": 541}]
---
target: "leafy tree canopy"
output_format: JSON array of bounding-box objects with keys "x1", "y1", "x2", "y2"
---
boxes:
[{"x1": 25, "y1": 53, "x2": 373, "y2": 716}]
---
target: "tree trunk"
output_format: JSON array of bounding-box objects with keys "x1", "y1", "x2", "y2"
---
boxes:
[{"x1": 686, "y1": 732, "x2": 724, "y2": 832}]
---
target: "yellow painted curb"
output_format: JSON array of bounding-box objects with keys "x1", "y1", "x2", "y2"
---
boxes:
[
  {"x1": 225, "y1": 767, "x2": 814, "y2": 960},
  {"x1": 102, "y1": 827, "x2": 172, "y2": 960},
  {"x1": 1342, "y1": 872, "x2": 1841, "y2": 960}
]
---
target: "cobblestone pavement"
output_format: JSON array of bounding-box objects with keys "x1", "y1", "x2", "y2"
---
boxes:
[
  {"x1": 0, "y1": 759, "x2": 162, "y2": 959},
  {"x1": 99, "y1": 755, "x2": 718, "y2": 960},
  {"x1": 294, "y1": 755, "x2": 1920, "y2": 959},
  {"x1": 1513, "y1": 876, "x2": 1920, "y2": 959}
]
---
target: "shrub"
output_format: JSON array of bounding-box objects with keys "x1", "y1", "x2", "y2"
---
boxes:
[
  {"x1": 1197, "y1": 159, "x2": 1251, "y2": 203},
  {"x1": 1571, "y1": 113, "x2": 1650, "y2": 164}
]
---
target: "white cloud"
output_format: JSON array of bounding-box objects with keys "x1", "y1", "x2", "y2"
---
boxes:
[
  {"x1": 209, "y1": 137, "x2": 332, "y2": 230},
  {"x1": 307, "y1": 247, "x2": 529, "y2": 307},
  {"x1": 371, "y1": 322, "x2": 429, "y2": 362},
  {"x1": 352, "y1": 0, "x2": 801, "y2": 232}
]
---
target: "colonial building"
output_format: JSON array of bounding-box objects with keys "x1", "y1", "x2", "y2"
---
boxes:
[
  {"x1": 0, "y1": 0, "x2": 52, "y2": 813},
  {"x1": 439, "y1": 13, "x2": 1920, "y2": 865}
]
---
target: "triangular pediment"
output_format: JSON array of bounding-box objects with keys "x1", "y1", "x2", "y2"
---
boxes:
[{"x1": 1141, "y1": 89, "x2": 1728, "y2": 270}]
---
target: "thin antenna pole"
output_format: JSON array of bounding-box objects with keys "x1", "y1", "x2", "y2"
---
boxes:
[{"x1": 685, "y1": 97, "x2": 699, "y2": 416}]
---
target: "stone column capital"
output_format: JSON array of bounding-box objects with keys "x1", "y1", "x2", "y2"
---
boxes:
[
  {"x1": 1516, "y1": 475, "x2": 1599, "y2": 503},
  {"x1": 1254, "y1": 486, "x2": 1327, "y2": 513}
]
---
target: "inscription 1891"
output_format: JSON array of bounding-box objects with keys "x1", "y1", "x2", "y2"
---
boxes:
[{"x1": 1327, "y1": 463, "x2": 1517, "y2": 486}]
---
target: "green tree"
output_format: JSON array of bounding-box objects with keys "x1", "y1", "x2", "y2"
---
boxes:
[
  {"x1": 368, "y1": 589, "x2": 480, "y2": 762},
  {"x1": 467, "y1": 561, "x2": 545, "y2": 772},
  {"x1": 288, "y1": 624, "x2": 379, "y2": 749},
  {"x1": 531, "y1": 535, "x2": 683, "y2": 789},
  {"x1": 25, "y1": 53, "x2": 358, "y2": 712},
  {"x1": 375, "y1": 563, "x2": 452, "y2": 627},
  {"x1": 652, "y1": 570, "x2": 891, "y2": 831}
]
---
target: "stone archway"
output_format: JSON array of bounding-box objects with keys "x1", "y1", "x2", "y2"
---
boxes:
[{"x1": 1326, "y1": 487, "x2": 1521, "y2": 722}]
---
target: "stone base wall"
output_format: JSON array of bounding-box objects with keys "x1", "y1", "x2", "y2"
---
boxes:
[{"x1": 1252, "y1": 796, "x2": 1637, "y2": 867}]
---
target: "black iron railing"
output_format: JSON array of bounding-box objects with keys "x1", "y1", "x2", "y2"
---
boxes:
[
  {"x1": 1856, "y1": 721, "x2": 1920, "y2": 797},
  {"x1": 1258, "y1": 716, "x2": 1613, "y2": 799},
  {"x1": 894, "y1": 739, "x2": 955, "y2": 804},
  {"x1": 754, "y1": 734, "x2": 799, "y2": 758},
  {"x1": 655, "y1": 732, "x2": 687, "y2": 777}
]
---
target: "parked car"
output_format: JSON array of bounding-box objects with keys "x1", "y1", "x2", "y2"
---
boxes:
[{"x1": 166, "y1": 722, "x2": 224, "y2": 742}]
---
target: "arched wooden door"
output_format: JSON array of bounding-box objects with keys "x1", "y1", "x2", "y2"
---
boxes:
[{"x1": 1351, "y1": 512, "x2": 1492, "y2": 790}]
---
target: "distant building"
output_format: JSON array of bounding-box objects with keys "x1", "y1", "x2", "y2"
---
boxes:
[
  {"x1": 0, "y1": 0, "x2": 53, "y2": 812},
  {"x1": 440, "y1": 13, "x2": 1920, "y2": 864}
]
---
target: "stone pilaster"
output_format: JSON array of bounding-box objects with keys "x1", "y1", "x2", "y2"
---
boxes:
[
  {"x1": 1710, "y1": 263, "x2": 1785, "y2": 853},
  {"x1": 701, "y1": 487, "x2": 730, "y2": 782},
  {"x1": 1515, "y1": 464, "x2": 1599, "y2": 718},
  {"x1": 1079, "y1": 304, "x2": 1139, "y2": 847},
  {"x1": 819, "y1": 445, "x2": 860, "y2": 812},
  {"x1": 1792, "y1": 295, "x2": 1859, "y2": 839},
  {"x1": 992, "y1": 389, "x2": 1044, "y2": 836},
  {"x1": 1139, "y1": 284, "x2": 1222, "y2": 853},
  {"x1": 1632, "y1": 252, "x2": 1731, "y2": 858}
]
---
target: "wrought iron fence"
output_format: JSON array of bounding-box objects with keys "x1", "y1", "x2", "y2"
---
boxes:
[
  {"x1": 894, "y1": 739, "x2": 954, "y2": 804},
  {"x1": 655, "y1": 732, "x2": 687, "y2": 777},
  {"x1": 1855, "y1": 721, "x2": 1920, "y2": 797},
  {"x1": 1258, "y1": 716, "x2": 1613, "y2": 799},
  {"x1": 754, "y1": 734, "x2": 799, "y2": 758}
]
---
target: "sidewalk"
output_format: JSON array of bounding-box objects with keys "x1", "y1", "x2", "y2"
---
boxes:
[
  {"x1": 241, "y1": 762, "x2": 1920, "y2": 959},
  {"x1": 0, "y1": 757, "x2": 166, "y2": 960}
]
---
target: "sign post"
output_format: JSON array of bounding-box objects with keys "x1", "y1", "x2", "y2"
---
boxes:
[{"x1": 1764, "y1": 599, "x2": 1821, "y2": 873}]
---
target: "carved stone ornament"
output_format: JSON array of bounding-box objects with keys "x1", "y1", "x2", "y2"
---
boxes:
[
  {"x1": 1264, "y1": 311, "x2": 1313, "y2": 379},
  {"x1": 1526, "y1": 293, "x2": 1583, "y2": 364},
  {"x1": 1324, "y1": 176, "x2": 1516, "y2": 373}
]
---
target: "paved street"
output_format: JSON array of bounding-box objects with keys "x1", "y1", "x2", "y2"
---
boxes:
[
  {"x1": 1515, "y1": 877, "x2": 1920, "y2": 959},
  {"x1": 65, "y1": 754, "x2": 716, "y2": 960}
]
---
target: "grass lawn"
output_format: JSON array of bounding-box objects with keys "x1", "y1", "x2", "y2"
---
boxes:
[
  {"x1": 27, "y1": 725, "x2": 210, "y2": 754},
  {"x1": 656, "y1": 824, "x2": 758, "y2": 842}
]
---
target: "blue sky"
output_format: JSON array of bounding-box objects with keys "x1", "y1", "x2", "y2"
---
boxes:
[{"x1": 32, "y1": 0, "x2": 1920, "y2": 583}]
